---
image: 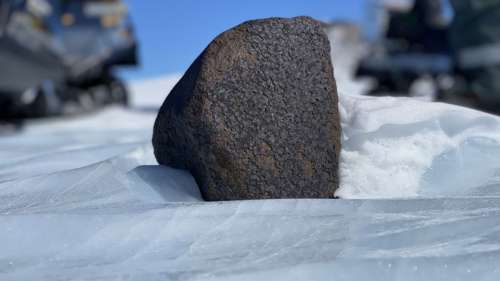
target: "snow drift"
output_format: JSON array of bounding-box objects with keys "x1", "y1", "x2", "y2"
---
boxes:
[{"x1": 338, "y1": 95, "x2": 500, "y2": 198}]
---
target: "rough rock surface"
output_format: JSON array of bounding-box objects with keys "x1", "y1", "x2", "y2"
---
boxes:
[{"x1": 153, "y1": 16, "x2": 341, "y2": 201}]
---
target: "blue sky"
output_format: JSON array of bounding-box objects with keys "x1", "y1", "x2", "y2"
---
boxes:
[{"x1": 121, "y1": 1, "x2": 367, "y2": 81}]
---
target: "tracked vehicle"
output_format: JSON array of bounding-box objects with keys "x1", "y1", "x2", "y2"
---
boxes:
[{"x1": 0, "y1": 0, "x2": 138, "y2": 119}]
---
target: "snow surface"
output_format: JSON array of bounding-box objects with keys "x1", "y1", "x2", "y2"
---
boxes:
[
  {"x1": 2, "y1": 41, "x2": 500, "y2": 279},
  {"x1": 338, "y1": 95, "x2": 500, "y2": 198}
]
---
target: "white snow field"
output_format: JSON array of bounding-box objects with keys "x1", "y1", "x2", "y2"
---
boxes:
[{"x1": 2, "y1": 43, "x2": 500, "y2": 279}]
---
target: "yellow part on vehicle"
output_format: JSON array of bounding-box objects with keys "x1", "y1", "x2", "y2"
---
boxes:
[
  {"x1": 61, "y1": 13, "x2": 74, "y2": 26},
  {"x1": 101, "y1": 15, "x2": 120, "y2": 28}
]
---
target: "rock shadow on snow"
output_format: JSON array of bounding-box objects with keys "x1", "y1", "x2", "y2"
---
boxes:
[{"x1": 127, "y1": 165, "x2": 203, "y2": 203}]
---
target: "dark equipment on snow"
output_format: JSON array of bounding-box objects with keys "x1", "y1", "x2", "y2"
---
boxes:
[
  {"x1": 0, "y1": 0, "x2": 138, "y2": 119},
  {"x1": 355, "y1": 0, "x2": 453, "y2": 97},
  {"x1": 447, "y1": 0, "x2": 500, "y2": 111},
  {"x1": 356, "y1": 0, "x2": 500, "y2": 113}
]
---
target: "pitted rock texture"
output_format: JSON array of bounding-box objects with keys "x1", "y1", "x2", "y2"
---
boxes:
[{"x1": 153, "y1": 16, "x2": 341, "y2": 201}]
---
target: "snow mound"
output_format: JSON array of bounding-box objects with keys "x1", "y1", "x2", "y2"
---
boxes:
[
  {"x1": 128, "y1": 74, "x2": 182, "y2": 108},
  {"x1": 338, "y1": 95, "x2": 500, "y2": 198}
]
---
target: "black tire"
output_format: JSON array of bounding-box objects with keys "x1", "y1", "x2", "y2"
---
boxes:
[
  {"x1": 109, "y1": 79, "x2": 129, "y2": 106},
  {"x1": 29, "y1": 82, "x2": 62, "y2": 117},
  {"x1": 89, "y1": 85, "x2": 111, "y2": 107},
  {"x1": 30, "y1": 90, "x2": 50, "y2": 117}
]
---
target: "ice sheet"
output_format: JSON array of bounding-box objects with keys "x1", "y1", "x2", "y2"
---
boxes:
[{"x1": 2, "y1": 188, "x2": 500, "y2": 280}]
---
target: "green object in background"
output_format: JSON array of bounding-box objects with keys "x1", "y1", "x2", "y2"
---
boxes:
[{"x1": 450, "y1": 0, "x2": 500, "y2": 105}]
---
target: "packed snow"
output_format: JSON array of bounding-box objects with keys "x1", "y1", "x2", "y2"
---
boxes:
[
  {"x1": 1, "y1": 39, "x2": 500, "y2": 280},
  {"x1": 338, "y1": 95, "x2": 500, "y2": 198}
]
